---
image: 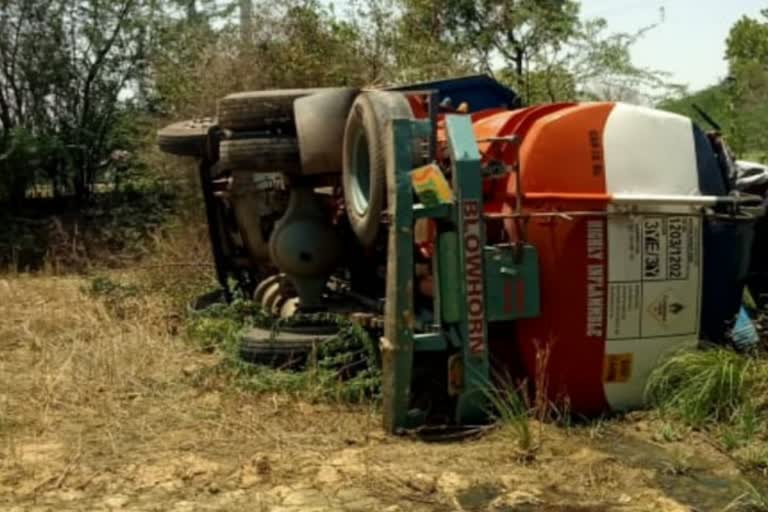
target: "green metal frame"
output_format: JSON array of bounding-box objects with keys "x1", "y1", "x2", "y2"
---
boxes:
[
  {"x1": 444, "y1": 115, "x2": 491, "y2": 425},
  {"x1": 381, "y1": 114, "x2": 540, "y2": 434},
  {"x1": 381, "y1": 118, "x2": 423, "y2": 433}
]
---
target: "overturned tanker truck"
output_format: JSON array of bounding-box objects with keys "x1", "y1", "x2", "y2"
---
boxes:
[{"x1": 158, "y1": 76, "x2": 768, "y2": 433}]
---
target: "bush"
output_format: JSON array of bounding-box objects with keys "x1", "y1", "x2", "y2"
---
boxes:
[{"x1": 646, "y1": 349, "x2": 766, "y2": 427}]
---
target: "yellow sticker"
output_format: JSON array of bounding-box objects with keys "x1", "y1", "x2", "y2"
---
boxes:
[
  {"x1": 411, "y1": 163, "x2": 454, "y2": 207},
  {"x1": 603, "y1": 353, "x2": 633, "y2": 383}
]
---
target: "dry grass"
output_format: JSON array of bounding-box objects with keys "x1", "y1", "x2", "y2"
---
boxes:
[
  {"x1": 0, "y1": 211, "x2": 226, "y2": 475},
  {"x1": 0, "y1": 276, "x2": 191, "y2": 445},
  {"x1": 0, "y1": 272, "x2": 380, "y2": 509},
  {"x1": 0, "y1": 212, "x2": 229, "y2": 453},
  {"x1": 0, "y1": 245, "x2": 763, "y2": 510}
]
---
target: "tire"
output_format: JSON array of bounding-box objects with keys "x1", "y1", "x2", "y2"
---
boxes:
[
  {"x1": 219, "y1": 136, "x2": 301, "y2": 173},
  {"x1": 218, "y1": 89, "x2": 319, "y2": 130},
  {"x1": 342, "y1": 91, "x2": 412, "y2": 247},
  {"x1": 239, "y1": 325, "x2": 338, "y2": 366},
  {"x1": 157, "y1": 118, "x2": 215, "y2": 157}
]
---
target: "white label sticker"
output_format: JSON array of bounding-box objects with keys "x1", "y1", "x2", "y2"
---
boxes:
[
  {"x1": 606, "y1": 215, "x2": 700, "y2": 341},
  {"x1": 606, "y1": 282, "x2": 642, "y2": 340},
  {"x1": 642, "y1": 217, "x2": 666, "y2": 281}
]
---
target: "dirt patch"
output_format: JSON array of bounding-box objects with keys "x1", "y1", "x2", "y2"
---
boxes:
[{"x1": 0, "y1": 276, "x2": 763, "y2": 511}]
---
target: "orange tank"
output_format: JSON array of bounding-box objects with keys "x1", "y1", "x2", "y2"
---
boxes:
[{"x1": 436, "y1": 102, "x2": 711, "y2": 413}]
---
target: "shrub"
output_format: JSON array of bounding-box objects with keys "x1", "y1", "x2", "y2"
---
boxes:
[{"x1": 646, "y1": 349, "x2": 765, "y2": 427}]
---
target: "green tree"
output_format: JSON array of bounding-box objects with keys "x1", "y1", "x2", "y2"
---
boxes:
[
  {"x1": 725, "y1": 10, "x2": 768, "y2": 158},
  {"x1": 726, "y1": 11, "x2": 768, "y2": 66},
  {"x1": 150, "y1": 0, "x2": 374, "y2": 117},
  {"x1": 660, "y1": 83, "x2": 732, "y2": 130},
  {"x1": 379, "y1": 0, "x2": 473, "y2": 83},
  {"x1": 389, "y1": 0, "x2": 679, "y2": 104},
  {"x1": 394, "y1": 0, "x2": 579, "y2": 100},
  {"x1": 260, "y1": 1, "x2": 370, "y2": 87},
  {"x1": 0, "y1": 0, "x2": 159, "y2": 203}
]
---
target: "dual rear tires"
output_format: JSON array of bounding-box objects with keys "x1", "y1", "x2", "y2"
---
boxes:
[
  {"x1": 217, "y1": 89, "x2": 310, "y2": 174},
  {"x1": 217, "y1": 88, "x2": 413, "y2": 248},
  {"x1": 157, "y1": 89, "x2": 414, "y2": 250},
  {"x1": 219, "y1": 136, "x2": 300, "y2": 172},
  {"x1": 217, "y1": 89, "x2": 322, "y2": 131}
]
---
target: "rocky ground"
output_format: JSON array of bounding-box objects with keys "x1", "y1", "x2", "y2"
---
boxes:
[{"x1": 1, "y1": 276, "x2": 766, "y2": 511}]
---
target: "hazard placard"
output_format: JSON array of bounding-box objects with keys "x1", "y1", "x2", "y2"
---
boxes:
[{"x1": 606, "y1": 215, "x2": 700, "y2": 340}]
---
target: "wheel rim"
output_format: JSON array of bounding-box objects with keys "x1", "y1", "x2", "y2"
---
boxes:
[
  {"x1": 351, "y1": 131, "x2": 371, "y2": 216},
  {"x1": 253, "y1": 274, "x2": 280, "y2": 303},
  {"x1": 261, "y1": 282, "x2": 282, "y2": 311}
]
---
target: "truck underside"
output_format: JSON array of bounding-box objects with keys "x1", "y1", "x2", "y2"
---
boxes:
[{"x1": 158, "y1": 76, "x2": 768, "y2": 433}]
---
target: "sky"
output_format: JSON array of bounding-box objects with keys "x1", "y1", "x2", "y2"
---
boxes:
[{"x1": 580, "y1": 0, "x2": 766, "y2": 91}]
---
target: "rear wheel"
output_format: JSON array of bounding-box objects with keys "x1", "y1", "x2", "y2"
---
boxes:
[
  {"x1": 342, "y1": 91, "x2": 412, "y2": 247},
  {"x1": 239, "y1": 324, "x2": 338, "y2": 366},
  {"x1": 254, "y1": 274, "x2": 282, "y2": 304},
  {"x1": 219, "y1": 136, "x2": 301, "y2": 173},
  {"x1": 218, "y1": 89, "x2": 319, "y2": 131}
]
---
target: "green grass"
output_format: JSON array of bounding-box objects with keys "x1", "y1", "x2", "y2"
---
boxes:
[
  {"x1": 727, "y1": 481, "x2": 768, "y2": 511},
  {"x1": 185, "y1": 298, "x2": 268, "y2": 352},
  {"x1": 185, "y1": 299, "x2": 382, "y2": 404},
  {"x1": 483, "y1": 380, "x2": 533, "y2": 452},
  {"x1": 653, "y1": 421, "x2": 689, "y2": 443},
  {"x1": 646, "y1": 348, "x2": 768, "y2": 472},
  {"x1": 646, "y1": 349, "x2": 763, "y2": 427}
]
